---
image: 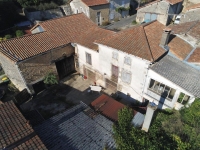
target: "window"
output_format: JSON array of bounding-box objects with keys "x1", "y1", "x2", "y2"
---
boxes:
[
  {"x1": 177, "y1": 92, "x2": 190, "y2": 105},
  {"x1": 124, "y1": 57, "x2": 131, "y2": 65},
  {"x1": 121, "y1": 69, "x2": 131, "y2": 84},
  {"x1": 148, "y1": 79, "x2": 176, "y2": 101},
  {"x1": 86, "y1": 52, "x2": 92, "y2": 65},
  {"x1": 112, "y1": 52, "x2": 118, "y2": 60},
  {"x1": 112, "y1": 65, "x2": 119, "y2": 77}
]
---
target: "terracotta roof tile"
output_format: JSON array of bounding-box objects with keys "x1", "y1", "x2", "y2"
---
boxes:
[
  {"x1": 76, "y1": 27, "x2": 115, "y2": 50},
  {"x1": 0, "y1": 101, "x2": 47, "y2": 149},
  {"x1": 91, "y1": 94, "x2": 125, "y2": 121},
  {"x1": 168, "y1": 35, "x2": 193, "y2": 60},
  {"x1": 186, "y1": 3, "x2": 200, "y2": 10},
  {"x1": 96, "y1": 21, "x2": 166, "y2": 62},
  {"x1": 165, "y1": 0, "x2": 183, "y2": 5},
  {"x1": 188, "y1": 47, "x2": 200, "y2": 62},
  {"x1": 81, "y1": 0, "x2": 109, "y2": 6},
  {"x1": 171, "y1": 21, "x2": 200, "y2": 41},
  {"x1": 0, "y1": 14, "x2": 98, "y2": 62}
]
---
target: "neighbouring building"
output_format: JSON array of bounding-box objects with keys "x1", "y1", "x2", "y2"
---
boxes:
[
  {"x1": 109, "y1": 0, "x2": 131, "y2": 20},
  {"x1": 176, "y1": 3, "x2": 200, "y2": 24},
  {"x1": 70, "y1": 0, "x2": 110, "y2": 25},
  {"x1": 136, "y1": 0, "x2": 183, "y2": 25},
  {"x1": 0, "y1": 101, "x2": 47, "y2": 149}
]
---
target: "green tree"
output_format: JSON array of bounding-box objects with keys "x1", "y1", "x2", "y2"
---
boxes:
[
  {"x1": 4, "y1": 34, "x2": 12, "y2": 39},
  {"x1": 43, "y1": 72, "x2": 58, "y2": 85}
]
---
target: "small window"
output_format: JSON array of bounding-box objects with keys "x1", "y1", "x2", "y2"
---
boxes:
[
  {"x1": 121, "y1": 70, "x2": 131, "y2": 84},
  {"x1": 86, "y1": 52, "x2": 92, "y2": 65},
  {"x1": 177, "y1": 92, "x2": 190, "y2": 105},
  {"x1": 124, "y1": 57, "x2": 131, "y2": 65},
  {"x1": 112, "y1": 52, "x2": 118, "y2": 60}
]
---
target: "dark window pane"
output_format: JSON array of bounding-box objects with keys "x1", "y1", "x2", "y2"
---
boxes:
[{"x1": 149, "y1": 79, "x2": 155, "y2": 89}]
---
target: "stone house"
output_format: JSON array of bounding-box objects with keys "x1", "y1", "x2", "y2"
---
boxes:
[
  {"x1": 70, "y1": 0, "x2": 110, "y2": 25},
  {"x1": 109, "y1": 0, "x2": 131, "y2": 20},
  {"x1": 0, "y1": 13, "x2": 111, "y2": 94},
  {"x1": 136, "y1": 0, "x2": 183, "y2": 25}
]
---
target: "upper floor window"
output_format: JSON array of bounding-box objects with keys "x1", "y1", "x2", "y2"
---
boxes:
[
  {"x1": 124, "y1": 56, "x2": 131, "y2": 65},
  {"x1": 112, "y1": 52, "x2": 118, "y2": 60},
  {"x1": 121, "y1": 69, "x2": 131, "y2": 84},
  {"x1": 148, "y1": 79, "x2": 176, "y2": 101},
  {"x1": 86, "y1": 52, "x2": 92, "y2": 65},
  {"x1": 177, "y1": 92, "x2": 190, "y2": 105}
]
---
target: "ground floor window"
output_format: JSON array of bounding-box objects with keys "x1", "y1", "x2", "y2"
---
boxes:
[
  {"x1": 86, "y1": 52, "x2": 92, "y2": 65},
  {"x1": 148, "y1": 79, "x2": 176, "y2": 101},
  {"x1": 177, "y1": 92, "x2": 190, "y2": 105}
]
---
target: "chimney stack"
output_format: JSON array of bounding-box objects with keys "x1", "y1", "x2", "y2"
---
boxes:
[{"x1": 160, "y1": 28, "x2": 171, "y2": 47}]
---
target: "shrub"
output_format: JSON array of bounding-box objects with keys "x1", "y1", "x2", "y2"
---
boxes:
[
  {"x1": 132, "y1": 20, "x2": 137, "y2": 25},
  {"x1": 44, "y1": 72, "x2": 58, "y2": 85},
  {"x1": 4, "y1": 34, "x2": 12, "y2": 39},
  {"x1": 15, "y1": 30, "x2": 24, "y2": 37}
]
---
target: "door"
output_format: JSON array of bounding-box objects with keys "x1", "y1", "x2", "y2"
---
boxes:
[
  {"x1": 97, "y1": 12, "x2": 101, "y2": 25},
  {"x1": 55, "y1": 55, "x2": 75, "y2": 79}
]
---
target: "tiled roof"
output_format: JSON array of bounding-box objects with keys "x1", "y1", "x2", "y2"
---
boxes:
[
  {"x1": 34, "y1": 102, "x2": 116, "y2": 150},
  {"x1": 76, "y1": 27, "x2": 115, "y2": 50},
  {"x1": 81, "y1": 0, "x2": 109, "y2": 6},
  {"x1": 91, "y1": 94, "x2": 125, "y2": 121},
  {"x1": 165, "y1": 0, "x2": 183, "y2": 5},
  {"x1": 171, "y1": 21, "x2": 200, "y2": 41},
  {"x1": 186, "y1": 3, "x2": 200, "y2": 10},
  {"x1": 168, "y1": 35, "x2": 193, "y2": 60},
  {"x1": 96, "y1": 21, "x2": 166, "y2": 62},
  {"x1": 151, "y1": 55, "x2": 200, "y2": 97},
  {"x1": 0, "y1": 101, "x2": 47, "y2": 149},
  {"x1": 0, "y1": 14, "x2": 103, "y2": 62},
  {"x1": 188, "y1": 47, "x2": 200, "y2": 62}
]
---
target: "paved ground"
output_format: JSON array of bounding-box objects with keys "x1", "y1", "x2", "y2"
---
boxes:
[
  {"x1": 105, "y1": 14, "x2": 137, "y2": 30},
  {"x1": 20, "y1": 74, "x2": 115, "y2": 122}
]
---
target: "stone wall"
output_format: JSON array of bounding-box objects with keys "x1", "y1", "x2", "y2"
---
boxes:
[
  {"x1": 89, "y1": 4, "x2": 110, "y2": 25},
  {"x1": 18, "y1": 44, "x2": 75, "y2": 85},
  {"x1": 0, "y1": 52, "x2": 27, "y2": 91}
]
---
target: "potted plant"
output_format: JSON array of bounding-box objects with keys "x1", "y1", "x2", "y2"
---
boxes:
[{"x1": 43, "y1": 72, "x2": 58, "y2": 88}]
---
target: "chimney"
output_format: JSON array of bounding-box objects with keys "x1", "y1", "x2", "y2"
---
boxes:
[{"x1": 160, "y1": 28, "x2": 171, "y2": 46}]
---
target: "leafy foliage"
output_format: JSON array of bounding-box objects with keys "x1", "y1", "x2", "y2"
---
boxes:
[
  {"x1": 115, "y1": 7, "x2": 130, "y2": 12},
  {"x1": 15, "y1": 30, "x2": 24, "y2": 37},
  {"x1": 44, "y1": 72, "x2": 58, "y2": 85}
]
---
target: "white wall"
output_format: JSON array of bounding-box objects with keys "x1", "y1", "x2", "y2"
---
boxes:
[
  {"x1": 70, "y1": 0, "x2": 90, "y2": 17},
  {"x1": 143, "y1": 69, "x2": 195, "y2": 110},
  {"x1": 76, "y1": 44, "x2": 100, "y2": 74},
  {"x1": 98, "y1": 44, "x2": 150, "y2": 101}
]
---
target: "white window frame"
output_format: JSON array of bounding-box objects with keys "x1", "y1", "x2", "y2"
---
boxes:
[
  {"x1": 148, "y1": 79, "x2": 176, "y2": 101},
  {"x1": 86, "y1": 52, "x2": 92, "y2": 65},
  {"x1": 121, "y1": 69, "x2": 131, "y2": 84},
  {"x1": 177, "y1": 92, "x2": 190, "y2": 104},
  {"x1": 124, "y1": 56, "x2": 131, "y2": 65},
  {"x1": 112, "y1": 51, "x2": 118, "y2": 60}
]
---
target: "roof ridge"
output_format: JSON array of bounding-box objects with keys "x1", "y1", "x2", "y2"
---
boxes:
[{"x1": 142, "y1": 26, "x2": 154, "y2": 62}]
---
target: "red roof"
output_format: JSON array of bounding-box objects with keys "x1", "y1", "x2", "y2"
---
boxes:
[
  {"x1": 96, "y1": 21, "x2": 166, "y2": 62},
  {"x1": 91, "y1": 94, "x2": 125, "y2": 121},
  {"x1": 188, "y1": 47, "x2": 200, "y2": 63},
  {"x1": 0, "y1": 101, "x2": 47, "y2": 149},
  {"x1": 0, "y1": 13, "x2": 113, "y2": 62},
  {"x1": 81, "y1": 0, "x2": 109, "y2": 6}
]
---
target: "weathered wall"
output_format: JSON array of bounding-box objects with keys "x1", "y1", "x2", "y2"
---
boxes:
[
  {"x1": 18, "y1": 44, "x2": 75, "y2": 85},
  {"x1": 98, "y1": 44, "x2": 150, "y2": 102},
  {"x1": 180, "y1": 9, "x2": 200, "y2": 23},
  {"x1": 70, "y1": 0, "x2": 90, "y2": 17},
  {"x1": 90, "y1": 4, "x2": 110, "y2": 25},
  {"x1": 0, "y1": 52, "x2": 27, "y2": 91},
  {"x1": 76, "y1": 44, "x2": 100, "y2": 74},
  {"x1": 143, "y1": 69, "x2": 195, "y2": 110}
]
